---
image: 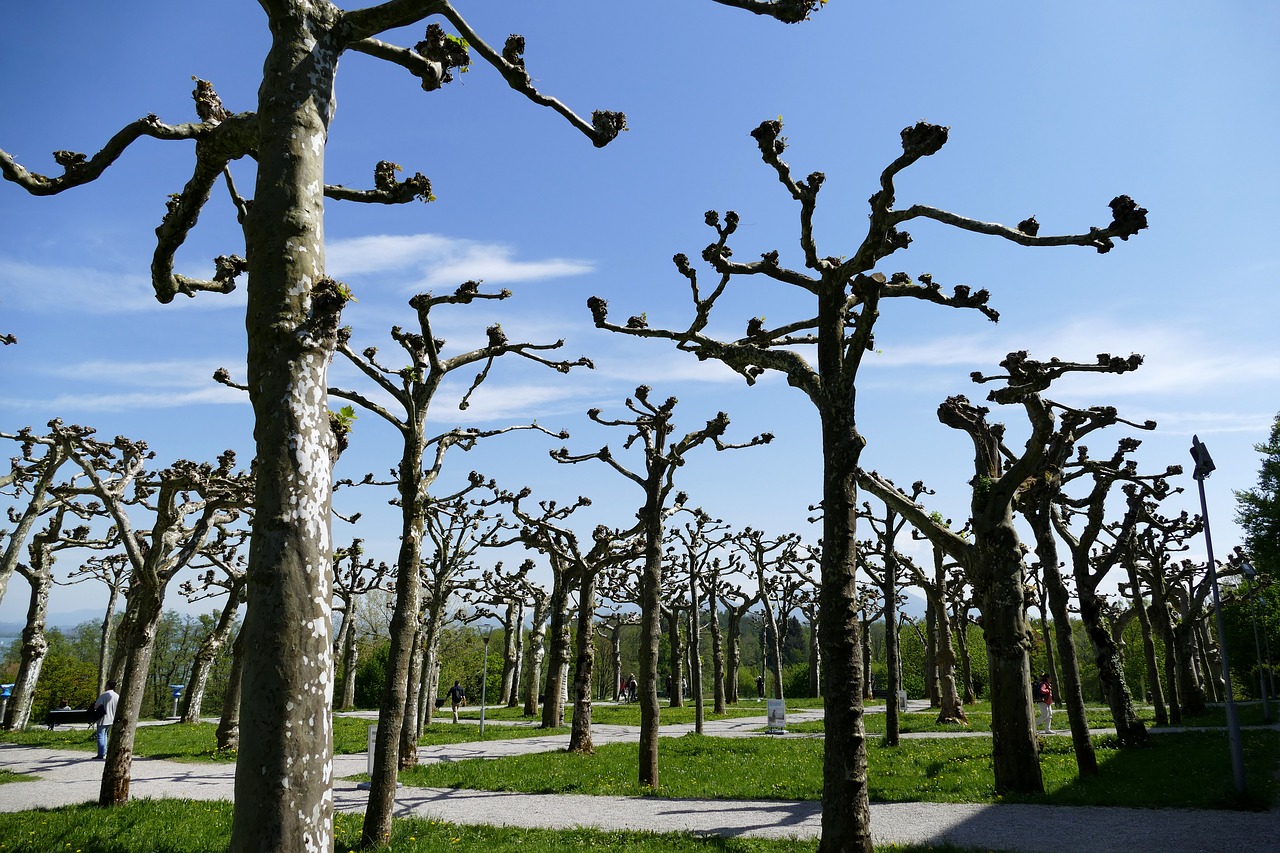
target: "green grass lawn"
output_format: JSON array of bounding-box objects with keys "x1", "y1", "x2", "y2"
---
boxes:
[
  {"x1": 783, "y1": 704, "x2": 1157, "y2": 735},
  {"x1": 398, "y1": 729, "x2": 1277, "y2": 811},
  {"x1": 0, "y1": 769, "x2": 37, "y2": 784},
  {"x1": 460, "y1": 700, "x2": 782, "y2": 727},
  {"x1": 0, "y1": 716, "x2": 561, "y2": 762},
  {"x1": 0, "y1": 800, "x2": 971, "y2": 853}
]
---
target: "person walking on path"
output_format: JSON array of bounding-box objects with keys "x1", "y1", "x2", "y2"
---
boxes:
[
  {"x1": 92, "y1": 681, "x2": 119, "y2": 760},
  {"x1": 1034, "y1": 673, "x2": 1054, "y2": 733},
  {"x1": 447, "y1": 680, "x2": 466, "y2": 723}
]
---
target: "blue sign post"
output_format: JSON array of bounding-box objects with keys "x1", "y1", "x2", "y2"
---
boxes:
[{"x1": 169, "y1": 684, "x2": 185, "y2": 719}]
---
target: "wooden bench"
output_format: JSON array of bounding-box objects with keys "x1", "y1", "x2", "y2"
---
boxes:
[{"x1": 44, "y1": 709, "x2": 98, "y2": 730}]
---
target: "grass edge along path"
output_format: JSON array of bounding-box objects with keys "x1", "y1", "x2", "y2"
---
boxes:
[
  {"x1": 396, "y1": 730, "x2": 1278, "y2": 811},
  {"x1": 0, "y1": 800, "x2": 975, "y2": 853}
]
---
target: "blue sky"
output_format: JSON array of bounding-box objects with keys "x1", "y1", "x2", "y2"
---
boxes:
[{"x1": 2, "y1": 1, "x2": 1277, "y2": 626}]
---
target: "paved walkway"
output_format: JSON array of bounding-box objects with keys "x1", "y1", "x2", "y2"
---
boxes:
[{"x1": 1, "y1": 704, "x2": 1276, "y2": 852}]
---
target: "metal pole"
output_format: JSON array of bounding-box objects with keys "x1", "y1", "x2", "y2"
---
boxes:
[
  {"x1": 1191, "y1": 435, "x2": 1247, "y2": 793},
  {"x1": 480, "y1": 633, "x2": 491, "y2": 736}
]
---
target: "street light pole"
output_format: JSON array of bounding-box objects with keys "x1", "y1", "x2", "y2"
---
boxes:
[{"x1": 1191, "y1": 435, "x2": 1247, "y2": 793}]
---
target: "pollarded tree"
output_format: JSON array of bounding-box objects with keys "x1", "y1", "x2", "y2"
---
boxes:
[
  {"x1": 175, "y1": 527, "x2": 250, "y2": 723},
  {"x1": 53, "y1": 426, "x2": 252, "y2": 806},
  {"x1": 0, "y1": 425, "x2": 76, "y2": 606},
  {"x1": 2, "y1": 5, "x2": 628, "y2": 847},
  {"x1": 732, "y1": 528, "x2": 801, "y2": 702},
  {"x1": 1, "y1": 1, "x2": 822, "y2": 844},
  {"x1": 860, "y1": 352, "x2": 1152, "y2": 793},
  {"x1": 330, "y1": 537, "x2": 390, "y2": 711},
  {"x1": 859, "y1": 482, "x2": 927, "y2": 745},
  {"x1": 550, "y1": 387, "x2": 771, "y2": 788},
  {"x1": 667, "y1": 509, "x2": 736, "y2": 727},
  {"x1": 1052, "y1": 446, "x2": 1181, "y2": 747},
  {"x1": 588, "y1": 120, "x2": 1146, "y2": 837}
]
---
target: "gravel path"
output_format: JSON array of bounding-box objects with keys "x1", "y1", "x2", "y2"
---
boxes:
[{"x1": 1, "y1": 705, "x2": 1276, "y2": 853}]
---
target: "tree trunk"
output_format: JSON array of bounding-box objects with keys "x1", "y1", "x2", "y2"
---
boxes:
[
  {"x1": 884, "y1": 568, "x2": 900, "y2": 746},
  {"x1": 726, "y1": 609, "x2": 742, "y2": 704},
  {"x1": 759, "y1": 588, "x2": 784, "y2": 703},
  {"x1": 522, "y1": 595, "x2": 549, "y2": 717},
  {"x1": 181, "y1": 590, "x2": 241, "y2": 723},
  {"x1": 4, "y1": 571, "x2": 52, "y2": 730},
  {"x1": 509, "y1": 600, "x2": 525, "y2": 709},
  {"x1": 637, "y1": 474, "x2": 664, "y2": 788},
  {"x1": 808, "y1": 610, "x2": 822, "y2": 699},
  {"x1": 666, "y1": 605, "x2": 686, "y2": 708},
  {"x1": 973, "y1": 523, "x2": 1043, "y2": 795},
  {"x1": 924, "y1": 600, "x2": 939, "y2": 708},
  {"x1": 861, "y1": 614, "x2": 874, "y2": 700},
  {"x1": 688, "y1": 576, "x2": 705, "y2": 732},
  {"x1": 568, "y1": 570, "x2": 597, "y2": 752},
  {"x1": 229, "y1": 14, "x2": 343, "y2": 851},
  {"x1": 500, "y1": 603, "x2": 519, "y2": 705},
  {"x1": 339, "y1": 607, "x2": 358, "y2": 710},
  {"x1": 1042, "y1": 560, "x2": 1097, "y2": 774},
  {"x1": 97, "y1": 584, "x2": 120, "y2": 695},
  {"x1": 928, "y1": 553, "x2": 966, "y2": 726},
  {"x1": 362, "y1": 447, "x2": 426, "y2": 847},
  {"x1": 101, "y1": 587, "x2": 165, "y2": 805},
  {"x1": 216, "y1": 626, "x2": 245, "y2": 751},
  {"x1": 1148, "y1": 577, "x2": 1183, "y2": 724},
  {"x1": 541, "y1": 579, "x2": 572, "y2": 728},
  {"x1": 954, "y1": 604, "x2": 976, "y2": 704},
  {"x1": 1173, "y1": 618, "x2": 1206, "y2": 715},
  {"x1": 1126, "y1": 564, "x2": 1165, "y2": 725},
  {"x1": 1078, "y1": 585, "x2": 1148, "y2": 745}
]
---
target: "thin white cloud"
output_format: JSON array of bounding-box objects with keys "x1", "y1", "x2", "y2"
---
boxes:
[
  {"x1": 44, "y1": 359, "x2": 241, "y2": 389},
  {"x1": 870, "y1": 317, "x2": 1280, "y2": 395},
  {"x1": 326, "y1": 233, "x2": 593, "y2": 289},
  {"x1": 10, "y1": 386, "x2": 245, "y2": 412},
  {"x1": 0, "y1": 258, "x2": 245, "y2": 315}
]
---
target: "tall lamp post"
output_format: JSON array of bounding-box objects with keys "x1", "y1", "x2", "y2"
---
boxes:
[
  {"x1": 1240, "y1": 559, "x2": 1271, "y2": 721},
  {"x1": 479, "y1": 631, "x2": 492, "y2": 736},
  {"x1": 1191, "y1": 435, "x2": 1247, "y2": 793}
]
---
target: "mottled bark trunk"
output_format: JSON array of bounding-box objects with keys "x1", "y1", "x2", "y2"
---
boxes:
[
  {"x1": 362, "y1": 445, "x2": 426, "y2": 846},
  {"x1": 759, "y1": 586, "x2": 784, "y2": 702},
  {"x1": 861, "y1": 615, "x2": 874, "y2": 700},
  {"x1": 954, "y1": 605, "x2": 976, "y2": 704},
  {"x1": 508, "y1": 601, "x2": 525, "y2": 709},
  {"x1": 1043, "y1": 560, "x2": 1096, "y2": 774},
  {"x1": 808, "y1": 612, "x2": 822, "y2": 699},
  {"x1": 522, "y1": 596, "x2": 548, "y2": 717},
  {"x1": 707, "y1": 587, "x2": 726, "y2": 713},
  {"x1": 229, "y1": 14, "x2": 341, "y2": 852},
  {"x1": 884, "y1": 570, "x2": 900, "y2": 745},
  {"x1": 610, "y1": 626, "x2": 624, "y2": 703},
  {"x1": 415, "y1": 604, "x2": 445, "y2": 735},
  {"x1": 97, "y1": 585, "x2": 120, "y2": 695},
  {"x1": 568, "y1": 570, "x2": 597, "y2": 752},
  {"x1": 1078, "y1": 585, "x2": 1148, "y2": 745},
  {"x1": 928, "y1": 553, "x2": 966, "y2": 726},
  {"x1": 688, "y1": 577, "x2": 704, "y2": 731},
  {"x1": 637, "y1": 477, "x2": 664, "y2": 788},
  {"x1": 1197, "y1": 621, "x2": 1225, "y2": 702},
  {"x1": 1149, "y1": 578, "x2": 1183, "y2": 723},
  {"x1": 500, "y1": 603, "x2": 518, "y2": 705},
  {"x1": 973, "y1": 521, "x2": 1043, "y2": 795},
  {"x1": 1173, "y1": 618, "x2": 1206, "y2": 715},
  {"x1": 106, "y1": 606, "x2": 132, "y2": 689},
  {"x1": 924, "y1": 600, "x2": 939, "y2": 708},
  {"x1": 216, "y1": 626, "x2": 245, "y2": 751},
  {"x1": 339, "y1": 608, "x2": 358, "y2": 710},
  {"x1": 181, "y1": 590, "x2": 241, "y2": 723},
  {"x1": 666, "y1": 606, "x2": 685, "y2": 708},
  {"x1": 726, "y1": 609, "x2": 742, "y2": 704},
  {"x1": 1127, "y1": 564, "x2": 1166, "y2": 725},
  {"x1": 814, "y1": 282, "x2": 872, "y2": 852},
  {"x1": 101, "y1": 586, "x2": 165, "y2": 805},
  {"x1": 4, "y1": 572, "x2": 51, "y2": 730},
  {"x1": 541, "y1": 580, "x2": 572, "y2": 728}
]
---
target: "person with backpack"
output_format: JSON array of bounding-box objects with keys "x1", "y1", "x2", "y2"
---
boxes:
[
  {"x1": 1035, "y1": 673, "x2": 1054, "y2": 734},
  {"x1": 92, "y1": 681, "x2": 118, "y2": 759},
  {"x1": 447, "y1": 680, "x2": 466, "y2": 723}
]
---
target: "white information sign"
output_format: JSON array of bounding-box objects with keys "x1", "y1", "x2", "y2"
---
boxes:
[{"x1": 766, "y1": 698, "x2": 786, "y2": 732}]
